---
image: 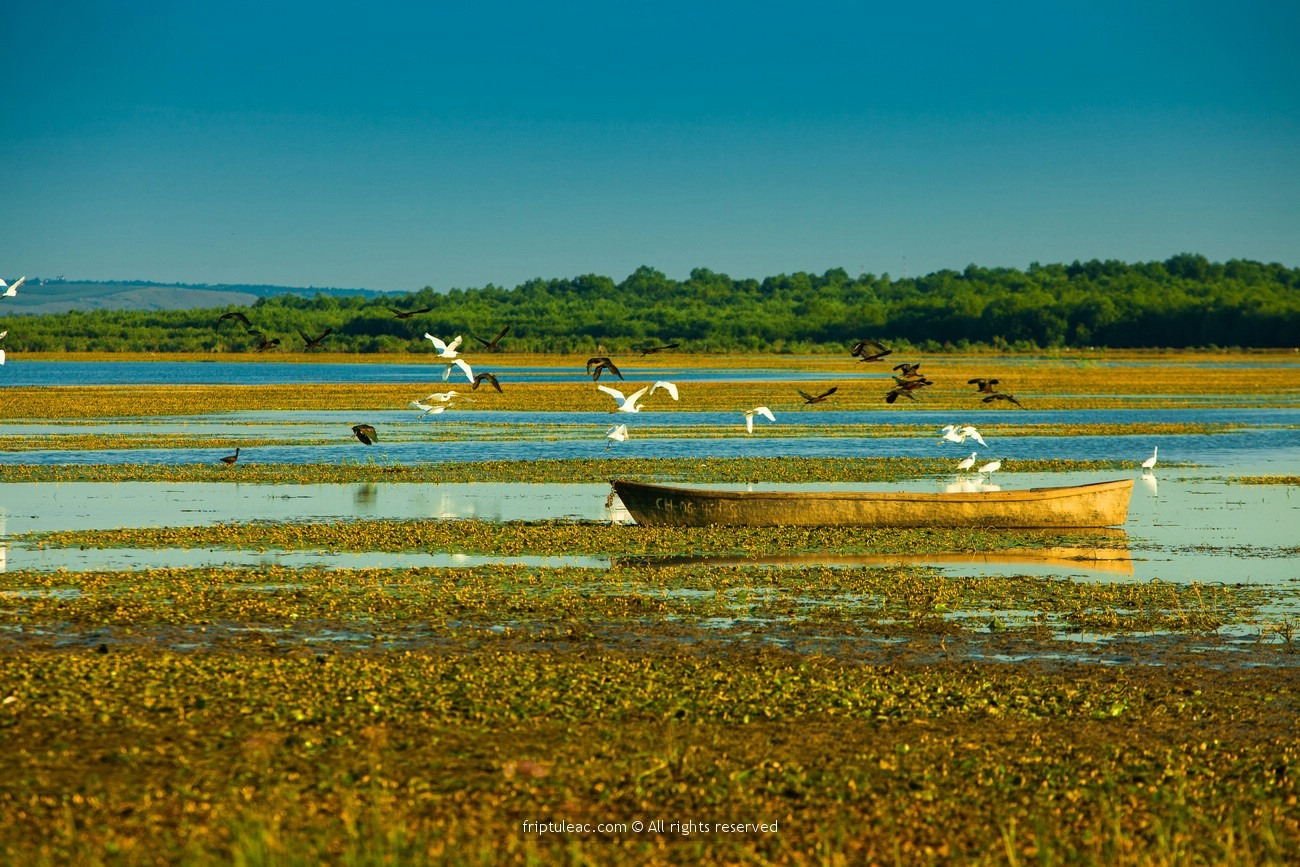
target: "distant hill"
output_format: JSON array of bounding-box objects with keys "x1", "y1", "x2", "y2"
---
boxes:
[{"x1": 0, "y1": 279, "x2": 390, "y2": 316}]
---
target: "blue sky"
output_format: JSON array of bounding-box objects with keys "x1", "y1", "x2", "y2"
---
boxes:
[{"x1": 3, "y1": 1, "x2": 1297, "y2": 292}]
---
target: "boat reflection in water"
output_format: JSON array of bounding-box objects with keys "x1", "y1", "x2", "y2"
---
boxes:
[{"x1": 613, "y1": 530, "x2": 1133, "y2": 576}]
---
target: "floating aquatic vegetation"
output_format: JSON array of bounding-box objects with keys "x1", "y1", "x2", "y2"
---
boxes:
[{"x1": 0, "y1": 456, "x2": 1127, "y2": 484}]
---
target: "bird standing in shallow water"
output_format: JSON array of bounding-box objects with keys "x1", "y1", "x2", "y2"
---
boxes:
[
  {"x1": 352, "y1": 424, "x2": 378, "y2": 445},
  {"x1": 957, "y1": 452, "x2": 977, "y2": 473},
  {"x1": 219, "y1": 447, "x2": 240, "y2": 466},
  {"x1": 1142, "y1": 446, "x2": 1158, "y2": 471},
  {"x1": 977, "y1": 459, "x2": 1002, "y2": 477}
]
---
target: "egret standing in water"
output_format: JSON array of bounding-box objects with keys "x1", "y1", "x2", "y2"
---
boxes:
[
  {"x1": 977, "y1": 459, "x2": 1002, "y2": 477},
  {"x1": 1142, "y1": 446, "x2": 1158, "y2": 472},
  {"x1": 957, "y1": 452, "x2": 977, "y2": 473}
]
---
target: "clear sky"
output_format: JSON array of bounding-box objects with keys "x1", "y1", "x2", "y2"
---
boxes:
[{"x1": 3, "y1": 1, "x2": 1297, "y2": 293}]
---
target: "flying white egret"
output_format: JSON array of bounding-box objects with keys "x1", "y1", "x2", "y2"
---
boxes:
[
  {"x1": 650, "y1": 380, "x2": 679, "y2": 401},
  {"x1": 442, "y1": 358, "x2": 473, "y2": 383},
  {"x1": 408, "y1": 400, "x2": 447, "y2": 417},
  {"x1": 0, "y1": 349, "x2": 5, "y2": 365},
  {"x1": 959, "y1": 425, "x2": 987, "y2": 446},
  {"x1": 977, "y1": 459, "x2": 1002, "y2": 476},
  {"x1": 424, "y1": 333, "x2": 463, "y2": 359},
  {"x1": 1141, "y1": 446, "x2": 1158, "y2": 471},
  {"x1": 956, "y1": 452, "x2": 977, "y2": 473},
  {"x1": 939, "y1": 424, "x2": 965, "y2": 444},
  {"x1": 0, "y1": 330, "x2": 7, "y2": 339},
  {"x1": 0, "y1": 276, "x2": 24, "y2": 297},
  {"x1": 598, "y1": 384, "x2": 650, "y2": 413},
  {"x1": 605, "y1": 423, "x2": 629, "y2": 449},
  {"x1": 744, "y1": 405, "x2": 775, "y2": 433}
]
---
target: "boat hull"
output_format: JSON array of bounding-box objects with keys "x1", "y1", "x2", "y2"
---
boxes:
[{"x1": 611, "y1": 478, "x2": 1134, "y2": 529}]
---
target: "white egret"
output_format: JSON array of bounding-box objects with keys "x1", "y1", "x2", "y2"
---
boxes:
[
  {"x1": 744, "y1": 406, "x2": 775, "y2": 433},
  {"x1": 977, "y1": 459, "x2": 1002, "y2": 477},
  {"x1": 956, "y1": 452, "x2": 977, "y2": 473},
  {"x1": 408, "y1": 400, "x2": 447, "y2": 417},
  {"x1": 939, "y1": 424, "x2": 965, "y2": 444},
  {"x1": 0, "y1": 349, "x2": 5, "y2": 365},
  {"x1": 424, "y1": 333, "x2": 463, "y2": 359},
  {"x1": 420, "y1": 391, "x2": 460, "y2": 403},
  {"x1": 959, "y1": 425, "x2": 986, "y2": 446},
  {"x1": 442, "y1": 358, "x2": 473, "y2": 383},
  {"x1": 1141, "y1": 446, "x2": 1158, "y2": 471},
  {"x1": 0, "y1": 276, "x2": 24, "y2": 297},
  {"x1": 650, "y1": 380, "x2": 679, "y2": 401},
  {"x1": 605, "y1": 423, "x2": 629, "y2": 449},
  {"x1": 0, "y1": 330, "x2": 7, "y2": 339},
  {"x1": 598, "y1": 384, "x2": 650, "y2": 413}
]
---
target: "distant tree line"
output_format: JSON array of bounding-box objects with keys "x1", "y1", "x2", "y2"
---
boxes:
[{"x1": 3, "y1": 254, "x2": 1297, "y2": 353}]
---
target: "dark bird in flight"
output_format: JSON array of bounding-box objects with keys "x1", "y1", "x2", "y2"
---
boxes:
[
  {"x1": 851, "y1": 338, "x2": 892, "y2": 362},
  {"x1": 215, "y1": 311, "x2": 252, "y2": 329},
  {"x1": 893, "y1": 362, "x2": 924, "y2": 378},
  {"x1": 798, "y1": 387, "x2": 838, "y2": 406},
  {"x1": 633, "y1": 342, "x2": 679, "y2": 356},
  {"x1": 351, "y1": 424, "x2": 378, "y2": 445},
  {"x1": 387, "y1": 306, "x2": 433, "y2": 320},
  {"x1": 885, "y1": 387, "x2": 919, "y2": 404},
  {"x1": 218, "y1": 447, "x2": 240, "y2": 466},
  {"x1": 472, "y1": 326, "x2": 510, "y2": 350},
  {"x1": 249, "y1": 331, "x2": 281, "y2": 352},
  {"x1": 968, "y1": 378, "x2": 1000, "y2": 394},
  {"x1": 982, "y1": 392, "x2": 1025, "y2": 408},
  {"x1": 298, "y1": 328, "x2": 332, "y2": 351},
  {"x1": 891, "y1": 375, "x2": 933, "y2": 390},
  {"x1": 471, "y1": 371, "x2": 502, "y2": 392},
  {"x1": 586, "y1": 356, "x2": 623, "y2": 381}
]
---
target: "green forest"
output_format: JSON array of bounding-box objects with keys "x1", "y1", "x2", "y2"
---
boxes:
[{"x1": 3, "y1": 254, "x2": 1298, "y2": 353}]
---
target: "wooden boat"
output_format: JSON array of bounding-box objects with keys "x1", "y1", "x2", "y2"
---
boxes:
[{"x1": 611, "y1": 478, "x2": 1134, "y2": 529}]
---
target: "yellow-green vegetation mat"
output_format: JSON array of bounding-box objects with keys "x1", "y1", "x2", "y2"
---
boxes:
[
  {"x1": 0, "y1": 456, "x2": 1131, "y2": 484},
  {"x1": 1, "y1": 644, "x2": 1296, "y2": 863},
  {"x1": 1237, "y1": 475, "x2": 1300, "y2": 486},
  {"x1": 1, "y1": 563, "x2": 1298, "y2": 862},
  {"x1": 4, "y1": 351, "x2": 1300, "y2": 419}
]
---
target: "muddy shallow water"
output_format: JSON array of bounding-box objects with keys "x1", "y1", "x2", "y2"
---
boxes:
[{"x1": 3, "y1": 471, "x2": 1298, "y2": 587}]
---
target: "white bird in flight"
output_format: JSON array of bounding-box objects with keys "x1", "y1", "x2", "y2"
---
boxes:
[
  {"x1": 408, "y1": 400, "x2": 447, "y2": 417},
  {"x1": 598, "y1": 384, "x2": 650, "y2": 413},
  {"x1": 977, "y1": 459, "x2": 1002, "y2": 477},
  {"x1": 649, "y1": 380, "x2": 679, "y2": 401},
  {"x1": 939, "y1": 424, "x2": 965, "y2": 444},
  {"x1": 605, "y1": 423, "x2": 629, "y2": 448},
  {"x1": 419, "y1": 390, "x2": 461, "y2": 403},
  {"x1": 0, "y1": 349, "x2": 5, "y2": 365},
  {"x1": 957, "y1": 452, "x2": 977, "y2": 472},
  {"x1": 442, "y1": 358, "x2": 474, "y2": 383},
  {"x1": 1141, "y1": 446, "x2": 1158, "y2": 471},
  {"x1": 744, "y1": 405, "x2": 775, "y2": 433},
  {"x1": 959, "y1": 425, "x2": 987, "y2": 446},
  {"x1": 0, "y1": 276, "x2": 23, "y2": 297},
  {"x1": 424, "y1": 333, "x2": 463, "y2": 359}
]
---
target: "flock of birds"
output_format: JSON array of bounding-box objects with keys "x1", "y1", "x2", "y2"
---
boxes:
[{"x1": 0, "y1": 283, "x2": 1162, "y2": 476}]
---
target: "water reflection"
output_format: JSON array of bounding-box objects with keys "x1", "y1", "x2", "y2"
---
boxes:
[{"x1": 616, "y1": 539, "x2": 1134, "y2": 575}]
